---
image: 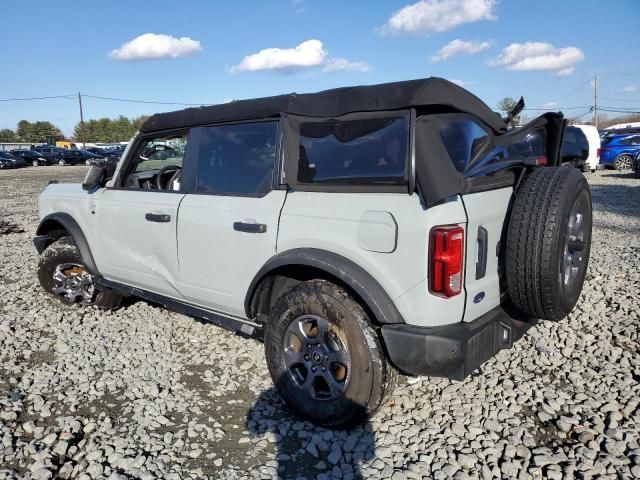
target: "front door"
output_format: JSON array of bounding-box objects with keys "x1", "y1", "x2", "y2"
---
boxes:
[
  {"x1": 176, "y1": 121, "x2": 285, "y2": 318},
  {"x1": 91, "y1": 132, "x2": 189, "y2": 298}
]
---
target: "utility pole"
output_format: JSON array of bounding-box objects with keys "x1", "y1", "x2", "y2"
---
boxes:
[
  {"x1": 78, "y1": 92, "x2": 86, "y2": 149},
  {"x1": 593, "y1": 75, "x2": 598, "y2": 129}
]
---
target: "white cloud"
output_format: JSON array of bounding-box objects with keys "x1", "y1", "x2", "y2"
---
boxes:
[
  {"x1": 230, "y1": 39, "x2": 369, "y2": 74},
  {"x1": 622, "y1": 85, "x2": 637, "y2": 93},
  {"x1": 432, "y1": 39, "x2": 491, "y2": 62},
  {"x1": 323, "y1": 58, "x2": 371, "y2": 73},
  {"x1": 380, "y1": 0, "x2": 497, "y2": 35},
  {"x1": 542, "y1": 101, "x2": 558, "y2": 109},
  {"x1": 490, "y1": 42, "x2": 584, "y2": 75},
  {"x1": 109, "y1": 33, "x2": 202, "y2": 60}
]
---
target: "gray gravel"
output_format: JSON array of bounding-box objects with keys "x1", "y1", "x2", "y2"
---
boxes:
[{"x1": 1, "y1": 166, "x2": 639, "y2": 480}]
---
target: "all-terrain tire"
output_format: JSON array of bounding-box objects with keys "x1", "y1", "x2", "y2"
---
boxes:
[
  {"x1": 506, "y1": 167, "x2": 592, "y2": 321},
  {"x1": 264, "y1": 280, "x2": 397, "y2": 429},
  {"x1": 38, "y1": 236, "x2": 122, "y2": 309}
]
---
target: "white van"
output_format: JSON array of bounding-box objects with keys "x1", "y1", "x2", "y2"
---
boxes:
[{"x1": 573, "y1": 124, "x2": 601, "y2": 172}]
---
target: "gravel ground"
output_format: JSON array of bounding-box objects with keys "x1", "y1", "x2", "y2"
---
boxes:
[{"x1": 0, "y1": 166, "x2": 639, "y2": 480}]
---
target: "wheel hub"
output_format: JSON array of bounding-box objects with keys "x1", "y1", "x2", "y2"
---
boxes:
[
  {"x1": 282, "y1": 314, "x2": 351, "y2": 401},
  {"x1": 563, "y1": 198, "x2": 587, "y2": 287},
  {"x1": 51, "y1": 263, "x2": 95, "y2": 303}
]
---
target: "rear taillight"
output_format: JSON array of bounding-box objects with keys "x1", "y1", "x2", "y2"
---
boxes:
[
  {"x1": 596, "y1": 148, "x2": 601, "y2": 159},
  {"x1": 429, "y1": 225, "x2": 464, "y2": 298}
]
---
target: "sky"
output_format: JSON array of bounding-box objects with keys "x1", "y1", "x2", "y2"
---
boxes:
[{"x1": 1, "y1": 0, "x2": 639, "y2": 137}]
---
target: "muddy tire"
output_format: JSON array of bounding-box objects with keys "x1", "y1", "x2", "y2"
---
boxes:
[
  {"x1": 264, "y1": 280, "x2": 397, "y2": 429},
  {"x1": 38, "y1": 236, "x2": 122, "y2": 309},
  {"x1": 506, "y1": 167, "x2": 592, "y2": 321}
]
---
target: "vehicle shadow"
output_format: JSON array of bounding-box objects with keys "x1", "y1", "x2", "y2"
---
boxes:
[
  {"x1": 600, "y1": 172, "x2": 639, "y2": 179},
  {"x1": 245, "y1": 382, "x2": 376, "y2": 480}
]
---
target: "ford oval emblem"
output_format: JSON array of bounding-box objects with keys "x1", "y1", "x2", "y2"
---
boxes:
[{"x1": 473, "y1": 292, "x2": 485, "y2": 304}]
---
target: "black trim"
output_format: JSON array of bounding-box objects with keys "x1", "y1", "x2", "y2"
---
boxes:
[
  {"x1": 35, "y1": 213, "x2": 100, "y2": 275},
  {"x1": 380, "y1": 305, "x2": 535, "y2": 380},
  {"x1": 476, "y1": 226, "x2": 488, "y2": 280},
  {"x1": 233, "y1": 222, "x2": 267, "y2": 233},
  {"x1": 465, "y1": 171, "x2": 516, "y2": 193},
  {"x1": 245, "y1": 248, "x2": 405, "y2": 325},
  {"x1": 97, "y1": 278, "x2": 262, "y2": 339}
]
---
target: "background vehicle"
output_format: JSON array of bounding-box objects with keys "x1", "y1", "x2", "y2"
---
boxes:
[
  {"x1": 566, "y1": 125, "x2": 600, "y2": 172},
  {"x1": 0, "y1": 151, "x2": 25, "y2": 168},
  {"x1": 560, "y1": 126, "x2": 589, "y2": 170},
  {"x1": 10, "y1": 149, "x2": 53, "y2": 166},
  {"x1": 34, "y1": 146, "x2": 69, "y2": 156},
  {"x1": 34, "y1": 78, "x2": 590, "y2": 428},
  {"x1": 0, "y1": 152, "x2": 26, "y2": 168},
  {"x1": 56, "y1": 149, "x2": 102, "y2": 166},
  {"x1": 633, "y1": 150, "x2": 640, "y2": 176},
  {"x1": 600, "y1": 134, "x2": 640, "y2": 170}
]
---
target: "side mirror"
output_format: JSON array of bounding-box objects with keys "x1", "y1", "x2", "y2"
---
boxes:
[{"x1": 82, "y1": 165, "x2": 106, "y2": 191}]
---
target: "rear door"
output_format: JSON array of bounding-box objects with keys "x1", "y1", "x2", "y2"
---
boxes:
[{"x1": 176, "y1": 120, "x2": 285, "y2": 318}]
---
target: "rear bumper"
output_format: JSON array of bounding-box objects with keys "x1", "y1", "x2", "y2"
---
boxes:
[{"x1": 381, "y1": 306, "x2": 535, "y2": 381}]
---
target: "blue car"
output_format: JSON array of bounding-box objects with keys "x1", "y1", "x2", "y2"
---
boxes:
[{"x1": 600, "y1": 134, "x2": 640, "y2": 170}]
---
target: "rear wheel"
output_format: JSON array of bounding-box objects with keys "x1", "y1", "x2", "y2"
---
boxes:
[
  {"x1": 264, "y1": 280, "x2": 397, "y2": 429},
  {"x1": 85, "y1": 159, "x2": 92, "y2": 166},
  {"x1": 614, "y1": 154, "x2": 632, "y2": 170},
  {"x1": 506, "y1": 167, "x2": 592, "y2": 321},
  {"x1": 38, "y1": 237, "x2": 122, "y2": 309}
]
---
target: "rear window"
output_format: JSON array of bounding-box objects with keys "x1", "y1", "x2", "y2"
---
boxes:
[{"x1": 298, "y1": 117, "x2": 408, "y2": 185}]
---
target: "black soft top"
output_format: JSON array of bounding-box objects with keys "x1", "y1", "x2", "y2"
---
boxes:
[{"x1": 140, "y1": 77, "x2": 507, "y2": 134}]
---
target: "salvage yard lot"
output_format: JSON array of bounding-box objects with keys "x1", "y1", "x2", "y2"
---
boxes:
[{"x1": 0, "y1": 166, "x2": 639, "y2": 480}]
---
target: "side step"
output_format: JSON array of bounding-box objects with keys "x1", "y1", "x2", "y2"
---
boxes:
[{"x1": 96, "y1": 278, "x2": 263, "y2": 339}]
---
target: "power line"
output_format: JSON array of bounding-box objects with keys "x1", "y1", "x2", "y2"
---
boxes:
[
  {"x1": 523, "y1": 106, "x2": 591, "y2": 111},
  {"x1": 0, "y1": 94, "x2": 75, "y2": 102},
  {"x1": 83, "y1": 94, "x2": 214, "y2": 106}
]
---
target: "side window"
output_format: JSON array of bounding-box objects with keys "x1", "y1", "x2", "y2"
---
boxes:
[
  {"x1": 191, "y1": 121, "x2": 277, "y2": 196},
  {"x1": 298, "y1": 117, "x2": 408, "y2": 184},
  {"x1": 438, "y1": 119, "x2": 490, "y2": 172},
  {"x1": 122, "y1": 133, "x2": 189, "y2": 190},
  {"x1": 136, "y1": 134, "x2": 188, "y2": 173}
]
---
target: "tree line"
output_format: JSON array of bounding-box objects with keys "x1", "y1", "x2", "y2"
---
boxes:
[{"x1": 0, "y1": 116, "x2": 149, "y2": 144}]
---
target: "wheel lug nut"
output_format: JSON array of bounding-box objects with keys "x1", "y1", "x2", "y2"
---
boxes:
[
  {"x1": 321, "y1": 366, "x2": 326, "y2": 372},
  {"x1": 306, "y1": 344, "x2": 311, "y2": 349},
  {"x1": 304, "y1": 354, "x2": 309, "y2": 361},
  {"x1": 311, "y1": 366, "x2": 317, "y2": 372},
  {"x1": 324, "y1": 355, "x2": 328, "y2": 361}
]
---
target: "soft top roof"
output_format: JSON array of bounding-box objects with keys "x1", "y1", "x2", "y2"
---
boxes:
[{"x1": 140, "y1": 77, "x2": 507, "y2": 134}]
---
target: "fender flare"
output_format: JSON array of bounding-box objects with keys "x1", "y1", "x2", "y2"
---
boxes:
[
  {"x1": 34, "y1": 213, "x2": 100, "y2": 275},
  {"x1": 244, "y1": 248, "x2": 405, "y2": 325}
]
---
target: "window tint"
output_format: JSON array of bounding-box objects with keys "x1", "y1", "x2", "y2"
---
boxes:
[
  {"x1": 192, "y1": 122, "x2": 277, "y2": 195},
  {"x1": 298, "y1": 117, "x2": 408, "y2": 184},
  {"x1": 439, "y1": 119, "x2": 490, "y2": 172}
]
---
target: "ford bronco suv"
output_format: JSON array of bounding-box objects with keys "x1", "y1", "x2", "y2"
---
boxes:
[{"x1": 34, "y1": 78, "x2": 592, "y2": 428}]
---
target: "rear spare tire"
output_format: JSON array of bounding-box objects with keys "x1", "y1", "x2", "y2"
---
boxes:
[
  {"x1": 264, "y1": 280, "x2": 397, "y2": 429},
  {"x1": 506, "y1": 167, "x2": 591, "y2": 321}
]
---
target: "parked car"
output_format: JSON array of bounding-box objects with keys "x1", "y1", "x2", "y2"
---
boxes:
[
  {"x1": 34, "y1": 77, "x2": 591, "y2": 428},
  {"x1": 564, "y1": 125, "x2": 600, "y2": 172},
  {"x1": 10, "y1": 149, "x2": 53, "y2": 166},
  {"x1": 56, "y1": 149, "x2": 103, "y2": 166},
  {"x1": 599, "y1": 134, "x2": 640, "y2": 170},
  {"x1": 33, "y1": 146, "x2": 69, "y2": 156},
  {"x1": 560, "y1": 126, "x2": 589, "y2": 170},
  {"x1": 86, "y1": 147, "x2": 121, "y2": 165},
  {"x1": 0, "y1": 151, "x2": 26, "y2": 168},
  {"x1": 632, "y1": 150, "x2": 640, "y2": 176}
]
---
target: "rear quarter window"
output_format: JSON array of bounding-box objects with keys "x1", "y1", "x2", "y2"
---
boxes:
[{"x1": 297, "y1": 117, "x2": 408, "y2": 185}]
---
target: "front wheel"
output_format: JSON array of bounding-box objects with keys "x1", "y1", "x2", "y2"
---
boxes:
[
  {"x1": 32, "y1": 160, "x2": 39, "y2": 167},
  {"x1": 264, "y1": 280, "x2": 397, "y2": 429},
  {"x1": 58, "y1": 159, "x2": 66, "y2": 166},
  {"x1": 614, "y1": 154, "x2": 632, "y2": 170},
  {"x1": 85, "y1": 159, "x2": 92, "y2": 166},
  {"x1": 38, "y1": 237, "x2": 122, "y2": 309}
]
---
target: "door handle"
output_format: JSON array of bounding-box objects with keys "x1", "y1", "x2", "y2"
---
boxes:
[
  {"x1": 145, "y1": 213, "x2": 171, "y2": 223},
  {"x1": 476, "y1": 226, "x2": 488, "y2": 280},
  {"x1": 233, "y1": 222, "x2": 267, "y2": 233}
]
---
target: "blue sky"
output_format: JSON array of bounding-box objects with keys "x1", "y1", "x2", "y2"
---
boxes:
[{"x1": 1, "y1": 0, "x2": 639, "y2": 136}]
